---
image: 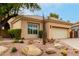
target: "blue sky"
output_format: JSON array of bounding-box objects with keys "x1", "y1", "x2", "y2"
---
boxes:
[{"x1": 22, "y1": 3, "x2": 79, "y2": 23}]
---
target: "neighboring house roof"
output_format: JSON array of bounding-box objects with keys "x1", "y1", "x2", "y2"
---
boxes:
[
  {"x1": 47, "y1": 17, "x2": 73, "y2": 25},
  {"x1": 71, "y1": 22, "x2": 79, "y2": 27}
]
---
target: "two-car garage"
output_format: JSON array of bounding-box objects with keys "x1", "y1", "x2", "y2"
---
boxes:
[
  {"x1": 47, "y1": 19, "x2": 72, "y2": 39},
  {"x1": 50, "y1": 27, "x2": 69, "y2": 39}
]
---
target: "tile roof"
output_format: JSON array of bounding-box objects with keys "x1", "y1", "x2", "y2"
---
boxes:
[{"x1": 9, "y1": 15, "x2": 73, "y2": 25}]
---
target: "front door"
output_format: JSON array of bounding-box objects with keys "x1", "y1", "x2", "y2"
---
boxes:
[
  {"x1": 74, "y1": 31, "x2": 78, "y2": 38},
  {"x1": 70, "y1": 30, "x2": 78, "y2": 38},
  {"x1": 70, "y1": 31, "x2": 73, "y2": 38}
]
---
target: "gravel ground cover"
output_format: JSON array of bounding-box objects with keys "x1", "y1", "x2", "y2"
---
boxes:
[{"x1": 0, "y1": 38, "x2": 79, "y2": 56}]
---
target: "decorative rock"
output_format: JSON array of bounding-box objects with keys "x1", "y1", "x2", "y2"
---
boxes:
[
  {"x1": 48, "y1": 39, "x2": 55, "y2": 43},
  {"x1": 21, "y1": 45, "x2": 43, "y2": 56},
  {"x1": 54, "y1": 43, "x2": 64, "y2": 49},
  {"x1": 63, "y1": 47, "x2": 68, "y2": 50},
  {"x1": 60, "y1": 49, "x2": 67, "y2": 56},
  {"x1": 46, "y1": 48, "x2": 56, "y2": 54},
  {"x1": 73, "y1": 49, "x2": 79, "y2": 53},
  {"x1": 28, "y1": 40, "x2": 34, "y2": 44},
  {"x1": 0, "y1": 46, "x2": 8, "y2": 55}
]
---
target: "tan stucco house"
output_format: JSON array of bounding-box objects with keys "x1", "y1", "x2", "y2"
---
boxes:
[{"x1": 8, "y1": 15, "x2": 77, "y2": 39}]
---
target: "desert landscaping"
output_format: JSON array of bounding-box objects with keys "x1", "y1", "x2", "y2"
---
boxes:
[{"x1": 0, "y1": 38, "x2": 79, "y2": 56}]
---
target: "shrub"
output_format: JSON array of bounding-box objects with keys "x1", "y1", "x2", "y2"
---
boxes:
[
  {"x1": 21, "y1": 37, "x2": 25, "y2": 40},
  {"x1": 0, "y1": 30, "x2": 10, "y2": 38},
  {"x1": 13, "y1": 40, "x2": 19, "y2": 43},
  {"x1": 11, "y1": 47, "x2": 17, "y2": 53},
  {"x1": 60, "y1": 49, "x2": 67, "y2": 56},
  {"x1": 13, "y1": 39, "x2": 24, "y2": 43},
  {"x1": 19, "y1": 40, "x2": 24, "y2": 43},
  {"x1": 8, "y1": 29, "x2": 21, "y2": 39},
  {"x1": 38, "y1": 30, "x2": 43, "y2": 38}
]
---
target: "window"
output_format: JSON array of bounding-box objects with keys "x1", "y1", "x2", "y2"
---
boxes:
[{"x1": 28, "y1": 23, "x2": 39, "y2": 34}]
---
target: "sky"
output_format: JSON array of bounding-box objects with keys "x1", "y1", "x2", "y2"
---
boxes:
[{"x1": 21, "y1": 3, "x2": 79, "y2": 23}]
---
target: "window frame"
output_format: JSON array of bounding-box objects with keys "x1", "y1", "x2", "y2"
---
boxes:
[{"x1": 28, "y1": 22, "x2": 40, "y2": 34}]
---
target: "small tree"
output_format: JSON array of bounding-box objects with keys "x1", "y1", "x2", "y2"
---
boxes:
[
  {"x1": 50, "y1": 13, "x2": 59, "y2": 19},
  {"x1": 0, "y1": 3, "x2": 41, "y2": 30},
  {"x1": 0, "y1": 3, "x2": 41, "y2": 36}
]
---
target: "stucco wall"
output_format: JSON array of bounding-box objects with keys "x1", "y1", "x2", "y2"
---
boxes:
[
  {"x1": 12, "y1": 20, "x2": 21, "y2": 29},
  {"x1": 8, "y1": 17, "x2": 22, "y2": 29},
  {"x1": 46, "y1": 22, "x2": 71, "y2": 39},
  {"x1": 21, "y1": 17, "x2": 43, "y2": 39},
  {"x1": 8, "y1": 18, "x2": 15, "y2": 29}
]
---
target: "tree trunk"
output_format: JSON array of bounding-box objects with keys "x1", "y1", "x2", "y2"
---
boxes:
[
  {"x1": 42, "y1": 15, "x2": 47, "y2": 45},
  {"x1": 0, "y1": 27, "x2": 2, "y2": 36}
]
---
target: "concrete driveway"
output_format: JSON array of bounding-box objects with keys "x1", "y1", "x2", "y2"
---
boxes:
[{"x1": 60, "y1": 38, "x2": 79, "y2": 50}]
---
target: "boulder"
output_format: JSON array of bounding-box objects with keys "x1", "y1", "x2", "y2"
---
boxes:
[
  {"x1": 21, "y1": 45, "x2": 43, "y2": 56},
  {"x1": 73, "y1": 49, "x2": 79, "y2": 53},
  {"x1": 0, "y1": 46, "x2": 8, "y2": 55},
  {"x1": 46, "y1": 48, "x2": 56, "y2": 54},
  {"x1": 48, "y1": 39, "x2": 55, "y2": 43},
  {"x1": 54, "y1": 43, "x2": 64, "y2": 49},
  {"x1": 28, "y1": 40, "x2": 34, "y2": 44}
]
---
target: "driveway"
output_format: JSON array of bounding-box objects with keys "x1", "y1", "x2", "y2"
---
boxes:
[{"x1": 60, "y1": 38, "x2": 79, "y2": 50}]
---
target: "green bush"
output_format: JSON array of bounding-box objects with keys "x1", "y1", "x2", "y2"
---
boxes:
[
  {"x1": 11, "y1": 47, "x2": 17, "y2": 53},
  {"x1": 8, "y1": 29, "x2": 21, "y2": 40},
  {"x1": 38, "y1": 30, "x2": 43, "y2": 38}
]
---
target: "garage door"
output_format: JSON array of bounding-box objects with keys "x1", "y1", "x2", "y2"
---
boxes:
[{"x1": 51, "y1": 28, "x2": 68, "y2": 39}]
